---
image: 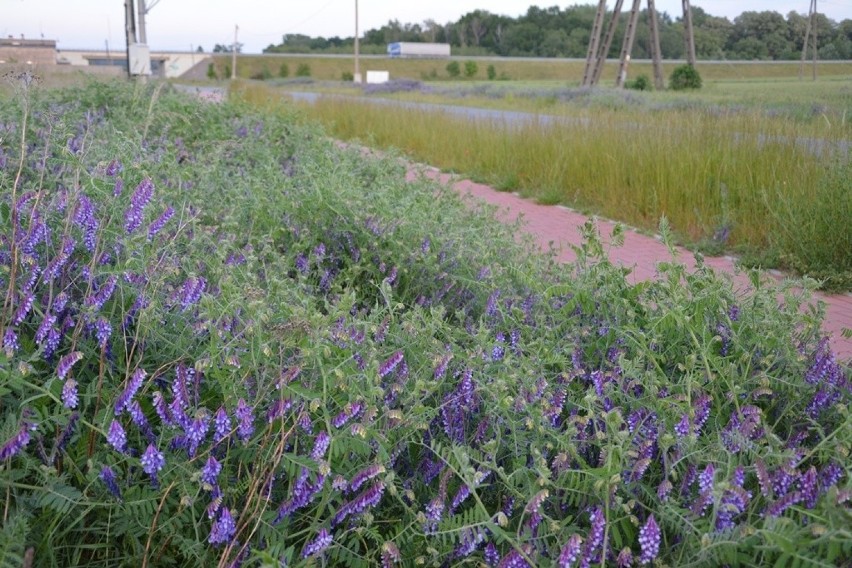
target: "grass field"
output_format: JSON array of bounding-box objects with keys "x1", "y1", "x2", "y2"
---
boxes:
[
  {"x1": 243, "y1": 72, "x2": 851, "y2": 290},
  {"x1": 213, "y1": 54, "x2": 852, "y2": 84}
]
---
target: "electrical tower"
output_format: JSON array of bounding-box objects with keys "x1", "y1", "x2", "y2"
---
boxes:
[{"x1": 582, "y1": 1, "x2": 695, "y2": 88}]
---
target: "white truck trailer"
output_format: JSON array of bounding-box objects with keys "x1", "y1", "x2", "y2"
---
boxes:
[{"x1": 387, "y1": 42, "x2": 451, "y2": 58}]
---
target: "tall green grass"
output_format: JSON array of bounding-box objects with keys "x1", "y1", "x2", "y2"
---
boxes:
[{"x1": 295, "y1": 94, "x2": 851, "y2": 287}]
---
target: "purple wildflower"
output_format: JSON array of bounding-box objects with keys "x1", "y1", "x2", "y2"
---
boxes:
[
  {"x1": 764, "y1": 491, "x2": 803, "y2": 517},
  {"x1": 295, "y1": 253, "x2": 309, "y2": 273},
  {"x1": 57, "y1": 349, "x2": 85, "y2": 381},
  {"x1": 581, "y1": 507, "x2": 605, "y2": 566},
  {"x1": 349, "y1": 464, "x2": 385, "y2": 493},
  {"x1": 147, "y1": 206, "x2": 174, "y2": 241},
  {"x1": 140, "y1": 444, "x2": 165, "y2": 484},
  {"x1": 213, "y1": 406, "x2": 231, "y2": 443},
  {"x1": 106, "y1": 159, "x2": 122, "y2": 176},
  {"x1": 0, "y1": 416, "x2": 36, "y2": 460},
  {"x1": 674, "y1": 414, "x2": 690, "y2": 438},
  {"x1": 266, "y1": 398, "x2": 293, "y2": 423},
  {"x1": 200, "y1": 456, "x2": 222, "y2": 486},
  {"x1": 310, "y1": 431, "x2": 331, "y2": 461},
  {"x1": 485, "y1": 542, "x2": 500, "y2": 566},
  {"x1": 106, "y1": 420, "x2": 128, "y2": 453},
  {"x1": 99, "y1": 466, "x2": 122, "y2": 500},
  {"x1": 558, "y1": 534, "x2": 583, "y2": 568},
  {"x1": 115, "y1": 368, "x2": 147, "y2": 415},
  {"x1": 333, "y1": 482, "x2": 385, "y2": 525},
  {"x1": 698, "y1": 464, "x2": 715, "y2": 494},
  {"x1": 235, "y1": 399, "x2": 254, "y2": 442},
  {"x1": 692, "y1": 394, "x2": 712, "y2": 435},
  {"x1": 497, "y1": 549, "x2": 531, "y2": 568},
  {"x1": 56, "y1": 413, "x2": 79, "y2": 454},
  {"x1": 93, "y1": 317, "x2": 112, "y2": 347},
  {"x1": 62, "y1": 378, "x2": 78, "y2": 409},
  {"x1": 184, "y1": 415, "x2": 210, "y2": 457},
  {"x1": 85, "y1": 275, "x2": 117, "y2": 311},
  {"x1": 423, "y1": 497, "x2": 444, "y2": 534},
  {"x1": 616, "y1": 548, "x2": 634, "y2": 567},
  {"x1": 13, "y1": 292, "x2": 34, "y2": 325},
  {"x1": 124, "y1": 178, "x2": 154, "y2": 234},
  {"x1": 799, "y1": 467, "x2": 819, "y2": 509},
  {"x1": 638, "y1": 515, "x2": 660, "y2": 565},
  {"x1": 302, "y1": 528, "x2": 332, "y2": 558},
  {"x1": 3, "y1": 328, "x2": 19, "y2": 355},
  {"x1": 379, "y1": 351, "x2": 404, "y2": 379},
  {"x1": 208, "y1": 507, "x2": 236, "y2": 546},
  {"x1": 113, "y1": 178, "x2": 124, "y2": 197},
  {"x1": 450, "y1": 484, "x2": 471, "y2": 514}
]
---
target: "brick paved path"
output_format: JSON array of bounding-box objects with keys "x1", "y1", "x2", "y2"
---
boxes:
[{"x1": 407, "y1": 167, "x2": 852, "y2": 362}]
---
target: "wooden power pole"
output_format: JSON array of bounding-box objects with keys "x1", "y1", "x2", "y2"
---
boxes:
[
  {"x1": 582, "y1": 0, "x2": 608, "y2": 87},
  {"x1": 647, "y1": 0, "x2": 664, "y2": 89},
  {"x1": 231, "y1": 25, "x2": 238, "y2": 79},
  {"x1": 615, "y1": 0, "x2": 642, "y2": 88},
  {"x1": 591, "y1": 0, "x2": 625, "y2": 85},
  {"x1": 124, "y1": 0, "x2": 137, "y2": 78},
  {"x1": 800, "y1": 0, "x2": 818, "y2": 80},
  {"x1": 682, "y1": 0, "x2": 696, "y2": 66}
]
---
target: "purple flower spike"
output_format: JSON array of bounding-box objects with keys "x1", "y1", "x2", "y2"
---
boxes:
[
  {"x1": 147, "y1": 206, "x2": 175, "y2": 241},
  {"x1": 235, "y1": 399, "x2": 254, "y2": 443},
  {"x1": 99, "y1": 466, "x2": 122, "y2": 500},
  {"x1": 124, "y1": 178, "x2": 154, "y2": 234},
  {"x1": 140, "y1": 444, "x2": 165, "y2": 484},
  {"x1": 302, "y1": 528, "x2": 332, "y2": 558},
  {"x1": 106, "y1": 159, "x2": 122, "y2": 176},
  {"x1": 62, "y1": 378, "x2": 79, "y2": 409},
  {"x1": 213, "y1": 406, "x2": 231, "y2": 443},
  {"x1": 616, "y1": 548, "x2": 634, "y2": 567},
  {"x1": 106, "y1": 420, "x2": 128, "y2": 453},
  {"x1": 3, "y1": 328, "x2": 20, "y2": 355},
  {"x1": 56, "y1": 351, "x2": 84, "y2": 380},
  {"x1": 379, "y1": 351, "x2": 404, "y2": 379},
  {"x1": 638, "y1": 515, "x2": 661, "y2": 565},
  {"x1": 558, "y1": 534, "x2": 583, "y2": 567},
  {"x1": 310, "y1": 431, "x2": 331, "y2": 461},
  {"x1": 208, "y1": 507, "x2": 236, "y2": 546},
  {"x1": 0, "y1": 416, "x2": 36, "y2": 460},
  {"x1": 115, "y1": 368, "x2": 147, "y2": 415},
  {"x1": 200, "y1": 455, "x2": 222, "y2": 486}
]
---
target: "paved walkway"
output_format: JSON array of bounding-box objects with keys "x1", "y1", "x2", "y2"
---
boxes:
[{"x1": 406, "y1": 167, "x2": 852, "y2": 362}]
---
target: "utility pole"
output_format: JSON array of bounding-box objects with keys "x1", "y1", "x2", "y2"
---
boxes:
[
  {"x1": 812, "y1": 0, "x2": 818, "y2": 81},
  {"x1": 582, "y1": 0, "x2": 608, "y2": 87},
  {"x1": 354, "y1": 0, "x2": 361, "y2": 83},
  {"x1": 682, "y1": 0, "x2": 696, "y2": 66},
  {"x1": 137, "y1": 0, "x2": 147, "y2": 44},
  {"x1": 124, "y1": 0, "x2": 137, "y2": 78},
  {"x1": 231, "y1": 25, "x2": 238, "y2": 80},
  {"x1": 591, "y1": 0, "x2": 625, "y2": 85},
  {"x1": 615, "y1": 0, "x2": 642, "y2": 88},
  {"x1": 647, "y1": 0, "x2": 664, "y2": 89},
  {"x1": 799, "y1": 0, "x2": 819, "y2": 80}
]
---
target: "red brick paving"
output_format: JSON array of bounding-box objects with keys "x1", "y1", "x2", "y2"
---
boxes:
[{"x1": 406, "y1": 167, "x2": 852, "y2": 362}]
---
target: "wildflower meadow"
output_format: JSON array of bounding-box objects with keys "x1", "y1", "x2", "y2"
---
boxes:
[{"x1": 0, "y1": 77, "x2": 849, "y2": 567}]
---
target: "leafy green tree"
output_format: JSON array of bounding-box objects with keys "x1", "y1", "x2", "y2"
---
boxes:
[
  {"x1": 487, "y1": 64, "x2": 497, "y2": 80},
  {"x1": 445, "y1": 61, "x2": 461, "y2": 77},
  {"x1": 464, "y1": 60, "x2": 478, "y2": 78},
  {"x1": 296, "y1": 63, "x2": 311, "y2": 77},
  {"x1": 278, "y1": 63, "x2": 290, "y2": 78}
]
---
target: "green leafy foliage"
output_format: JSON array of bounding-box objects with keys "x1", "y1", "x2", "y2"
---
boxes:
[
  {"x1": 670, "y1": 64, "x2": 703, "y2": 90},
  {"x1": 445, "y1": 61, "x2": 460, "y2": 78},
  {"x1": 0, "y1": 79, "x2": 848, "y2": 568}
]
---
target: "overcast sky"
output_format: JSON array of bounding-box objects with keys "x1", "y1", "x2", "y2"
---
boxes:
[{"x1": 3, "y1": 1, "x2": 851, "y2": 53}]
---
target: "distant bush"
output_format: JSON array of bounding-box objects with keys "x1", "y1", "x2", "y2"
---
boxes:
[
  {"x1": 669, "y1": 64, "x2": 702, "y2": 90},
  {"x1": 278, "y1": 62, "x2": 290, "y2": 78},
  {"x1": 464, "y1": 60, "x2": 478, "y2": 78},
  {"x1": 445, "y1": 61, "x2": 460, "y2": 78},
  {"x1": 341, "y1": 71, "x2": 354, "y2": 82},
  {"x1": 296, "y1": 63, "x2": 312, "y2": 77},
  {"x1": 625, "y1": 74, "x2": 651, "y2": 91},
  {"x1": 487, "y1": 64, "x2": 497, "y2": 80},
  {"x1": 206, "y1": 62, "x2": 217, "y2": 80},
  {"x1": 251, "y1": 66, "x2": 272, "y2": 81},
  {"x1": 224, "y1": 64, "x2": 232, "y2": 78}
]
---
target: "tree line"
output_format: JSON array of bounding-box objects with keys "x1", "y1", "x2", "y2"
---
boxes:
[{"x1": 263, "y1": 4, "x2": 852, "y2": 60}]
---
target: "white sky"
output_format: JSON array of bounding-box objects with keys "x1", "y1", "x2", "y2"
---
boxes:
[{"x1": 2, "y1": 1, "x2": 851, "y2": 53}]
